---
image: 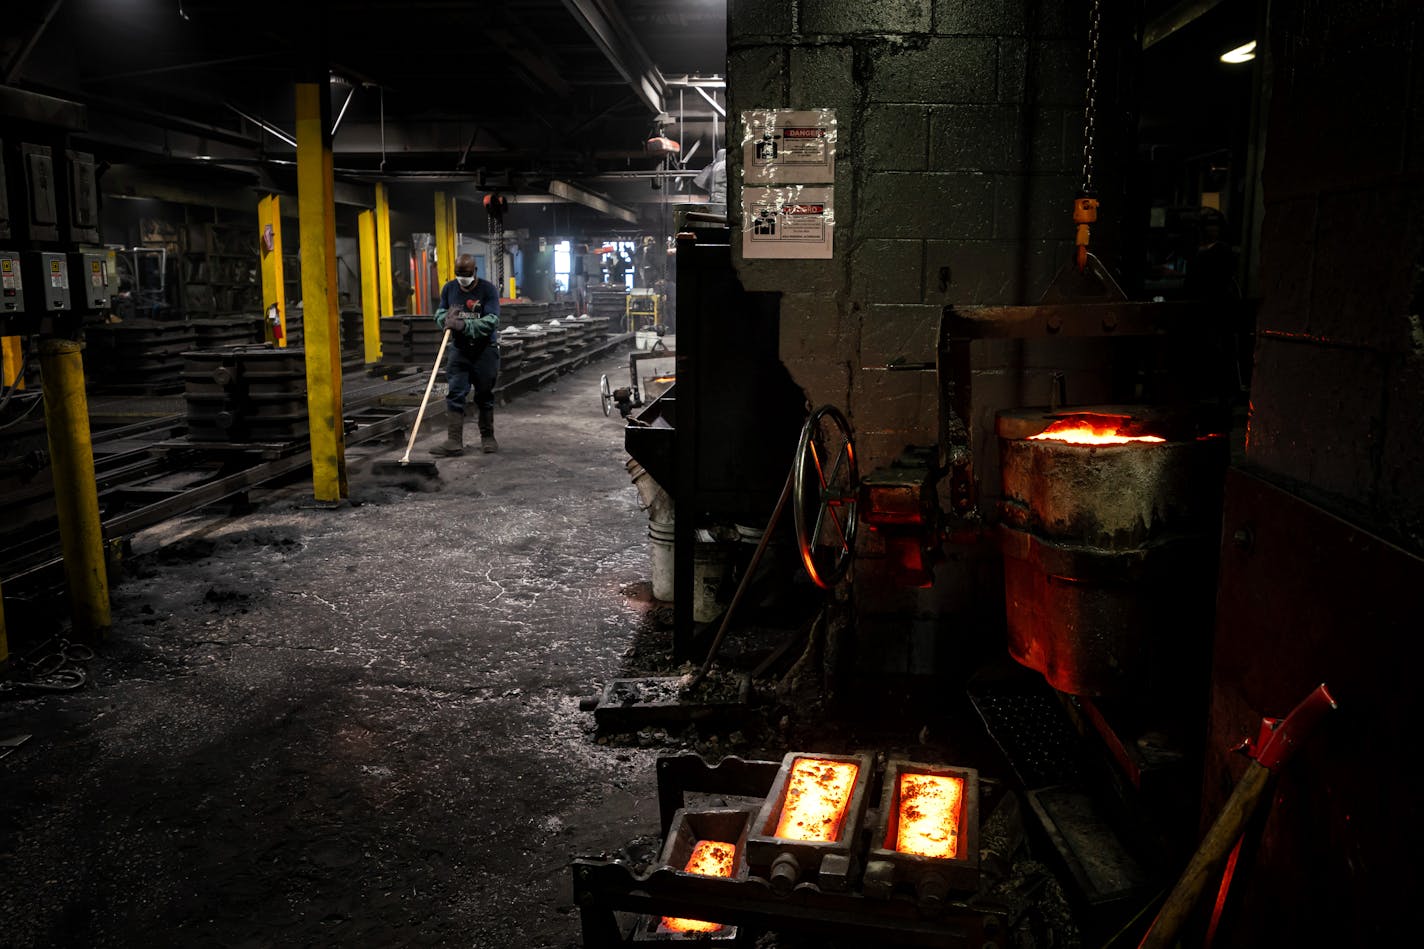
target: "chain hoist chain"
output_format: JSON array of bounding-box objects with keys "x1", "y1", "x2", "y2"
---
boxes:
[
  {"x1": 488, "y1": 209, "x2": 504, "y2": 291},
  {"x1": 1081, "y1": 0, "x2": 1103, "y2": 195}
]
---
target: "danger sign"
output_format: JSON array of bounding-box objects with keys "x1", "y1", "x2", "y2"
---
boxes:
[
  {"x1": 743, "y1": 186, "x2": 835, "y2": 260},
  {"x1": 743, "y1": 109, "x2": 836, "y2": 184}
]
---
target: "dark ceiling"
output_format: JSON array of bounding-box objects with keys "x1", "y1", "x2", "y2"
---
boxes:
[
  {"x1": 4, "y1": 0, "x2": 1262, "y2": 232},
  {"x1": 2, "y1": 0, "x2": 728, "y2": 227}
]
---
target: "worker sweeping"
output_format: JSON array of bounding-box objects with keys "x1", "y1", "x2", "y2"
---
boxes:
[{"x1": 431, "y1": 253, "x2": 501, "y2": 456}]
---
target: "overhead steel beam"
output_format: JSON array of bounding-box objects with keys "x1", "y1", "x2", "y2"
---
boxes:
[
  {"x1": 590, "y1": 170, "x2": 699, "y2": 180},
  {"x1": 331, "y1": 84, "x2": 357, "y2": 137},
  {"x1": 1143, "y1": 0, "x2": 1232, "y2": 49},
  {"x1": 692, "y1": 84, "x2": 725, "y2": 118},
  {"x1": 89, "y1": 52, "x2": 281, "y2": 83},
  {"x1": 4, "y1": 0, "x2": 66, "y2": 85},
  {"x1": 227, "y1": 103, "x2": 296, "y2": 147},
  {"x1": 485, "y1": 27, "x2": 575, "y2": 99},
  {"x1": 548, "y1": 179, "x2": 638, "y2": 224},
  {"x1": 567, "y1": 92, "x2": 638, "y2": 136},
  {"x1": 665, "y1": 76, "x2": 726, "y2": 89},
  {"x1": 0, "y1": 84, "x2": 86, "y2": 129},
  {"x1": 559, "y1": 0, "x2": 666, "y2": 114}
]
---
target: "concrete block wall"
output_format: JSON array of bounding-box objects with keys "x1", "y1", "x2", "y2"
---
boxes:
[
  {"x1": 1245, "y1": 0, "x2": 1424, "y2": 553},
  {"x1": 728, "y1": 0, "x2": 1087, "y2": 474},
  {"x1": 727, "y1": 0, "x2": 1093, "y2": 671}
]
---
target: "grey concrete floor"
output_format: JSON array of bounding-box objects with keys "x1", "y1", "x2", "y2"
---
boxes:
[{"x1": 0, "y1": 353, "x2": 665, "y2": 948}]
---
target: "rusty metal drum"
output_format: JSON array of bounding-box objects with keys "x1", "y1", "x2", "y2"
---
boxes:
[{"x1": 996, "y1": 406, "x2": 1228, "y2": 696}]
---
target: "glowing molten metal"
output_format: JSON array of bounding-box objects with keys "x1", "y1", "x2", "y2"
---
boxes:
[
  {"x1": 896, "y1": 773, "x2": 964, "y2": 859},
  {"x1": 659, "y1": 840, "x2": 736, "y2": 934},
  {"x1": 773, "y1": 758, "x2": 859, "y2": 842},
  {"x1": 1028, "y1": 417, "x2": 1165, "y2": 446}
]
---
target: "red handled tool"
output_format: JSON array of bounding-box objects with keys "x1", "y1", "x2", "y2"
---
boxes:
[{"x1": 1137, "y1": 683, "x2": 1338, "y2": 949}]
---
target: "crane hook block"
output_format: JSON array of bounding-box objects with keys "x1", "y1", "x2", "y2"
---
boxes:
[{"x1": 1073, "y1": 196, "x2": 1099, "y2": 271}]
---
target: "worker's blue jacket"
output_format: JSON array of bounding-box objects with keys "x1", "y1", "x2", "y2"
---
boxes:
[{"x1": 434, "y1": 277, "x2": 500, "y2": 354}]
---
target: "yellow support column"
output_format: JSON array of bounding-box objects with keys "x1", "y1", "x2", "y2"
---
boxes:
[
  {"x1": 358, "y1": 209, "x2": 382, "y2": 364},
  {"x1": 322, "y1": 140, "x2": 345, "y2": 409},
  {"x1": 295, "y1": 81, "x2": 348, "y2": 502},
  {"x1": 2, "y1": 336, "x2": 24, "y2": 389},
  {"x1": 258, "y1": 195, "x2": 288, "y2": 347},
  {"x1": 435, "y1": 192, "x2": 456, "y2": 288},
  {"x1": 375, "y1": 182, "x2": 394, "y2": 317},
  {"x1": 39, "y1": 338, "x2": 110, "y2": 638}
]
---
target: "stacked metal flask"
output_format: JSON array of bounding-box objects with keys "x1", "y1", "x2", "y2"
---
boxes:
[{"x1": 181, "y1": 345, "x2": 308, "y2": 443}]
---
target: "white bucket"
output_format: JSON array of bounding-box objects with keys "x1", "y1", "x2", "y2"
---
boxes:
[
  {"x1": 692, "y1": 543, "x2": 733, "y2": 623},
  {"x1": 734, "y1": 523, "x2": 766, "y2": 545},
  {"x1": 649, "y1": 517, "x2": 675, "y2": 601}
]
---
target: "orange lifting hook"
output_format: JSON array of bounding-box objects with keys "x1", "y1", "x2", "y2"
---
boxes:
[{"x1": 1073, "y1": 195, "x2": 1099, "y2": 271}]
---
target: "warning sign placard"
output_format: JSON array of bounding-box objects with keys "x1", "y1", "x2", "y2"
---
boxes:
[
  {"x1": 742, "y1": 109, "x2": 836, "y2": 184},
  {"x1": 742, "y1": 186, "x2": 835, "y2": 259}
]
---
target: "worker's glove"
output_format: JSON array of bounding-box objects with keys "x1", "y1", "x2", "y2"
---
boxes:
[{"x1": 445, "y1": 312, "x2": 466, "y2": 333}]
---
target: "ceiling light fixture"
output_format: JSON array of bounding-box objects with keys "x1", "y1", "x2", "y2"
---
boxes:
[{"x1": 1220, "y1": 40, "x2": 1257, "y2": 64}]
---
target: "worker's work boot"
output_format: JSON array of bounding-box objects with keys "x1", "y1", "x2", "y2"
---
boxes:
[
  {"x1": 478, "y1": 406, "x2": 498, "y2": 453},
  {"x1": 429, "y1": 408, "x2": 465, "y2": 457}
]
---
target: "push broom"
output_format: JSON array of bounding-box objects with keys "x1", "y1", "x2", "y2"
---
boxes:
[{"x1": 372, "y1": 326, "x2": 451, "y2": 482}]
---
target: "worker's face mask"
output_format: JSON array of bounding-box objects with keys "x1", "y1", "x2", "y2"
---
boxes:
[{"x1": 456, "y1": 275, "x2": 475, "y2": 289}]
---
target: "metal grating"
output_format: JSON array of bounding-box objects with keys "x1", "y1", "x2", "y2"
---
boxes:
[{"x1": 968, "y1": 680, "x2": 1085, "y2": 790}]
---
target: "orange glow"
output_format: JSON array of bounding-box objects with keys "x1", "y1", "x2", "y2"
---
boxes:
[
  {"x1": 659, "y1": 840, "x2": 736, "y2": 934},
  {"x1": 773, "y1": 758, "x2": 859, "y2": 842},
  {"x1": 1028, "y1": 416, "x2": 1165, "y2": 446},
  {"x1": 895, "y1": 773, "x2": 964, "y2": 859}
]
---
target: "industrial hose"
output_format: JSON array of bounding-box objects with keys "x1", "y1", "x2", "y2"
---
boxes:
[{"x1": 0, "y1": 638, "x2": 93, "y2": 696}]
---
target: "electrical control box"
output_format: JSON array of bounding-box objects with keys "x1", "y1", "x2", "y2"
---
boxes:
[
  {"x1": 0, "y1": 251, "x2": 24, "y2": 313},
  {"x1": 30, "y1": 251, "x2": 71, "y2": 312},
  {"x1": 21, "y1": 144, "x2": 59, "y2": 243},
  {"x1": 0, "y1": 143, "x2": 11, "y2": 241},
  {"x1": 67, "y1": 150, "x2": 99, "y2": 244},
  {"x1": 71, "y1": 249, "x2": 111, "y2": 310}
]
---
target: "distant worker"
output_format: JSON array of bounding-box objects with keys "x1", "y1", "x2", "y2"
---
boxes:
[
  {"x1": 1184, "y1": 206, "x2": 1238, "y2": 300},
  {"x1": 1183, "y1": 207, "x2": 1244, "y2": 397},
  {"x1": 694, "y1": 148, "x2": 728, "y2": 213},
  {"x1": 431, "y1": 254, "x2": 501, "y2": 456}
]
